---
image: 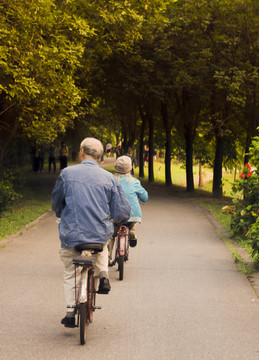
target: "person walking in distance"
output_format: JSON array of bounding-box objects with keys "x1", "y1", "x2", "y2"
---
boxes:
[
  {"x1": 48, "y1": 143, "x2": 56, "y2": 173},
  {"x1": 52, "y1": 137, "x2": 131, "y2": 328},
  {"x1": 59, "y1": 142, "x2": 69, "y2": 170},
  {"x1": 143, "y1": 145, "x2": 149, "y2": 167}
]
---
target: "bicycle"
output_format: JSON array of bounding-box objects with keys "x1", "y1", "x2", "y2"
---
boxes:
[
  {"x1": 72, "y1": 243, "x2": 103, "y2": 345},
  {"x1": 108, "y1": 224, "x2": 129, "y2": 281}
]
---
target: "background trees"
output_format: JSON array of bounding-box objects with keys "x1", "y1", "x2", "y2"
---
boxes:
[
  {"x1": 0, "y1": 0, "x2": 258, "y2": 198},
  {"x1": 0, "y1": 0, "x2": 89, "y2": 167}
]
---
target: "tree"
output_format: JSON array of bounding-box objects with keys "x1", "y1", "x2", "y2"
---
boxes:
[
  {"x1": 0, "y1": 0, "x2": 90, "y2": 169},
  {"x1": 200, "y1": 0, "x2": 259, "y2": 196}
]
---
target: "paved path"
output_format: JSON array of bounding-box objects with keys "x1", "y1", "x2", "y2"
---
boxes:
[{"x1": 0, "y1": 161, "x2": 259, "y2": 360}]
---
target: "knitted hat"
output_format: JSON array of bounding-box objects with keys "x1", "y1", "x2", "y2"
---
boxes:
[{"x1": 115, "y1": 156, "x2": 132, "y2": 174}]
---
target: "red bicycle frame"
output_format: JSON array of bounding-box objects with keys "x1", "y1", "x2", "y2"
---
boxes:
[{"x1": 118, "y1": 225, "x2": 128, "y2": 256}]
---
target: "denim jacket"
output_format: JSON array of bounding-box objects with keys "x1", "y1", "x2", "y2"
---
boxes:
[{"x1": 52, "y1": 159, "x2": 131, "y2": 249}]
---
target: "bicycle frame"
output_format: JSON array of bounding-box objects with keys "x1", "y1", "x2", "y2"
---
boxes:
[
  {"x1": 78, "y1": 267, "x2": 88, "y2": 303},
  {"x1": 72, "y1": 244, "x2": 103, "y2": 345},
  {"x1": 118, "y1": 225, "x2": 128, "y2": 256},
  {"x1": 74, "y1": 250, "x2": 92, "y2": 304},
  {"x1": 73, "y1": 254, "x2": 97, "y2": 344}
]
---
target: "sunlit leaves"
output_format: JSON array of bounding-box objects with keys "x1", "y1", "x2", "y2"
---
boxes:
[{"x1": 0, "y1": 0, "x2": 91, "y2": 143}]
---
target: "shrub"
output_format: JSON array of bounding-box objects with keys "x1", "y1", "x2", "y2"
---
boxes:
[
  {"x1": 0, "y1": 169, "x2": 22, "y2": 214},
  {"x1": 229, "y1": 135, "x2": 259, "y2": 258}
]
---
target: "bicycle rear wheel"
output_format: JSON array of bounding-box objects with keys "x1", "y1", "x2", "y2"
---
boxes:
[
  {"x1": 88, "y1": 272, "x2": 95, "y2": 323},
  {"x1": 118, "y1": 254, "x2": 124, "y2": 280},
  {"x1": 79, "y1": 302, "x2": 88, "y2": 345}
]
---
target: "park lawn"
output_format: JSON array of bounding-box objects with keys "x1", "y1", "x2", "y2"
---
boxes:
[{"x1": 142, "y1": 160, "x2": 235, "y2": 197}]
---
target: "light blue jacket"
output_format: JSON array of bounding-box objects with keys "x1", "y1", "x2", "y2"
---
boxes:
[
  {"x1": 117, "y1": 176, "x2": 148, "y2": 222},
  {"x1": 52, "y1": 159, "x2": 131, "y2": 249}
]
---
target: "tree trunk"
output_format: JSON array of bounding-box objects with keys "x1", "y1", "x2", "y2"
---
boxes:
[
  {"x1": 161, "y1": 101, "x2": 172, "y2": 186},
  {"x1": 138, "y1": 109, "x2": 146, "y2": 178},
  {"x1": 148, "y1": 115, "x2": 154, "y2": 182},
  {"x1": 244, "y1": 133, "x2": 251, "y2": 165},
  {"x1": 0, "y1": 118, "x2": 18, "y2": 174},
  {"x1": 185, "y1": 131, "x2": 194, "y2": 192},
  {"x1": 213, "y1": 135, "x2": 224, "y2": 198}
]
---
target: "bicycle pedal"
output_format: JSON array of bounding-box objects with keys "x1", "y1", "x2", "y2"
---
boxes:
[
  {"x1": 97, "y1": 290, "x2": 110, "y2": 295},
  {"x1": 93, "y1": 306, "x2": 102, "y2": 310},
  {"x1": 108, "y1": 260, "x2": 116, "y2": 267}
]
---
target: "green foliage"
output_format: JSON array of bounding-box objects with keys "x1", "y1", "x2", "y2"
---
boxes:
[
  {"x1": 0, "y1": 0, "x2": 91, "y2": 144},
  {"x1": 0, "y1": 169, "x2": 22, "y2": 213},
  {"x1": 246, "y1": 217, "x2": 259, "y2": 258},
  {"x1": 0, "y1": 0, "x2": 258, "y2": 194},
  {"x1": 230, "y1": 135, "x2": 259, "y2": 257},
  {"x1": 245, "y1": 136, "x2": 259, "y2": 257}
]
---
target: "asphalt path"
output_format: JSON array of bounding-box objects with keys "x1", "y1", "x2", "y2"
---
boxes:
[{"x1": 0, "y1": 158, "x2": 259, "y2": 360}]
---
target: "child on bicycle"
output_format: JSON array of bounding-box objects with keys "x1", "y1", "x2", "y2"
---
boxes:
[{"x1": 109, "y1": 155, "x2": 148, "y2": 262}]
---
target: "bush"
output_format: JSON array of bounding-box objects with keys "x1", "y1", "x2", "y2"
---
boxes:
[
  {"x1": 230, "y1": 135, "x2": 259, "y2": 258},
  {"x1": 0, "y1": 169, "x2": 22, "y2": 214}
]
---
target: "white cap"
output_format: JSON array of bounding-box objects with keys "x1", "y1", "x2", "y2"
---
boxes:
[{"x1": 115, "y1": 156, "x2": 132, "y2": 174}]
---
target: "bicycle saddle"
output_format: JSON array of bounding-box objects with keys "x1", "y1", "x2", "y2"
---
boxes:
[
  {"x1": 73, "y1": 256, "x2": 95, "y2": 267},
  {"x1": 75, "y1": 243, "x2": 104, "y2": 253},
  {"x1": 114, "y1": 223, "x2": 130, "y2": 227}
]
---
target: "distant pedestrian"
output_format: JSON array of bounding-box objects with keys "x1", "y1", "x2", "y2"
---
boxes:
[
  {"x1": 115, "y1": 141, "x2": 122, "y2": 158},
  {"x1": 106, "y1": 143, "x2": 112, "y2": 157},
  {"x1": 59, "y1": 142, "x2": 69, "y2": 170},
  {"x1": 48, "y1": 143, "x2": 56, "y2": 173},
  {"x1": 144, "y1": 145, "x2": 149, "y2": 167},
  {"x1": 38, "y1": 146, "x2": 45, "y2": 173},
  {"x1": 30, "y1": 146, "x2": 36, "y2": 171},
  {"x1": 153, "y1": 149, "x2": 157, "y2": 161},
  {"x1": 126, "y1": 147, "x2": 136, "y2": 175},
  {"x1": 33, "y1": 146, "x2": 40, "y2": 172}
]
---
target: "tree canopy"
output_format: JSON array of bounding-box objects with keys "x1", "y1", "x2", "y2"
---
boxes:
[{"x1": 0, "y1": 0, "x2": 258, "y2": 197}]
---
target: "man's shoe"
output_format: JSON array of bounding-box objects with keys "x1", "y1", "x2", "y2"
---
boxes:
[
  {"x1": 61, "y1": 315, "x2": 76, "y2": 328},
  {"x1": 98, "y1": 278, "x2": 111, "y2": 294}
]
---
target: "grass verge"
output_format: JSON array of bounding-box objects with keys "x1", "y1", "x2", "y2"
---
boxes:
[
  {"x1": 0, "y1": 169, "x2": 51, "y2": 241},
  {"x1": 217, "y1": 231, "x2": 254, "y2": 275}
]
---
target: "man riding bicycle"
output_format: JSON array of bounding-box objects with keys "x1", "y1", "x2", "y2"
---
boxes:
[{"x1": 52, "y1": 137, "x2": 131, "y2": 328}]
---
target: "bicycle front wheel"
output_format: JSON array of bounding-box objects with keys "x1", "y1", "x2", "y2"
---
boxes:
[
  {"x1": 79, "y1": 302, "x2": 88, "y2": 345},
  {"x1": 118, "y1": 255, "x2": 124, "y2": 280}
]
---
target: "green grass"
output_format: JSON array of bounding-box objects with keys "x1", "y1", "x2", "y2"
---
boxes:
[
  {"x1": 220, "y1": 233, "x2": 254, "y2": 275},
  {"x1": 136, "y1": 160, "x2": 236, "y2": 196},
  {"x1": 0, "y1": 169, "x2": 51, "y2": 241},
  {"x1": 194, "y1": 199, "x2": 232, "y2": 231}
]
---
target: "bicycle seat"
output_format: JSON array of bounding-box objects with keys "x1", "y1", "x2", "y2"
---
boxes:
[
  {"x1": 75, "y1": 243, "x2": 104, "y2": 253},
  {"x1": 73, "y1": 256, "x2": 95, "y2": 267},
  {"x1": 114, "y1": 223, "x2": 130, "y2": 227}
]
